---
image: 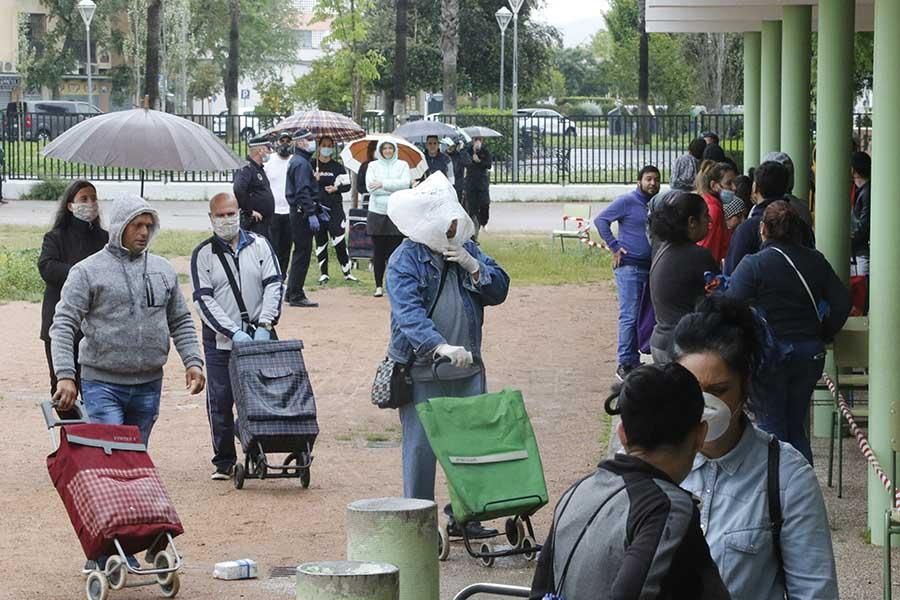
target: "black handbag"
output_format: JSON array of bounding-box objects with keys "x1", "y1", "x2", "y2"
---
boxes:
[{"x1": 371, "y1": 263, "x2": 449, "y2": 409}]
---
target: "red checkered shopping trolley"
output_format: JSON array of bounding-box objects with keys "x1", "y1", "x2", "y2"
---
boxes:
[{"x1": 42, "y1": 401, "x2": 184, "y2": 600}]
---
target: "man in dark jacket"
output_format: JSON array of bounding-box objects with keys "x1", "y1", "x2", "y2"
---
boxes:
[
  {"x1": 446, "y1": 137, "x2": 470, "y2": 205},
  {"x1": 850, "y1": 151, "x2": 871, "y2": 276},
  {"x1": 421, "y1": 135, "x2": 454, "y2": 185},
  {"x1": 464, "y1": 137, "x2": 492, "y2": 236},
  {"x1": 233, "y1": 135, "x2": 275, "y2": 239},
  {"x1": 285, "y1": 128, "x2": 321, "y2": 307},
  {"x1": 724, "y1": 161, "x2": 813, "y2": 275}
]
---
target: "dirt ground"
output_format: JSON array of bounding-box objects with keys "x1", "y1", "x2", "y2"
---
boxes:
[{"x1": 0, "y1": 278, "x2": 616, "y2": 600}]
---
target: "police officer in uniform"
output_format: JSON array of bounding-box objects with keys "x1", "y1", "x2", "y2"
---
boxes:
[
  {"x1": 285, "y1": 129, "x2": 321, "y2": 308},
  {"x1": 233, "y1": 135, "x2": 275, "y2": 239}
]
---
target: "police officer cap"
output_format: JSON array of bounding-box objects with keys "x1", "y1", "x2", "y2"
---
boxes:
[
  {"x1": 276, "y1": 131, "x2": 293, "y2": 142},
  {"x1": 292, "y1": 128, "x2": 315, "y2": 141},
  {"x1": 248, "y1": 135, "x2": 271, "y2": 148}
]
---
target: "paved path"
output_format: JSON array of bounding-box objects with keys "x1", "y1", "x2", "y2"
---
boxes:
[{"x1": 0, "y1": 199, "x2": 612, "y2": 233}]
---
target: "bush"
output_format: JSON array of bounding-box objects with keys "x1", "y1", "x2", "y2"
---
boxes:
[
  {"x1": 21, "y1": 179, "x2": 69, "y2": 201},
  {"x1": 568, "y1": 102, "x2": 603, "y2": 117},
  {"x1": 0, "y1": 248, "x2": 43, "y2": 302}
]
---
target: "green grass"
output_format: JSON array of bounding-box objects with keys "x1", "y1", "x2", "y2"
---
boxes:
[{"x1": 0, "y1": 226, "x2": 612, "y2": 302}]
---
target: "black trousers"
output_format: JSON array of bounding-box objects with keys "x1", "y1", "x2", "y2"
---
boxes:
[
  {"x1": 315, "y1": 204, "x2": 350, "y2": 276},
  {"x1": 372, "y1": 235, "x2": 404, "y2": 288},
  {"x1": 287, "y1": 209, "x2": 315, "y2": 301},
  {"x1": 269, "y1": 213, "x2": 293, "y2": 275},
  {"x1": 45, "y1": 338, "x2": 81, "y2": 397},
  {"x1": 241, "y1": 212, "x2": 271, "y2": 240},
  {"x1": 203, "y1": 340, "x2": 236, "y2": 470}
]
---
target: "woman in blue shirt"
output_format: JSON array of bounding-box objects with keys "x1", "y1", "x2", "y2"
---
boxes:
[{"x1": 672, "y1": 296, "x2": 838, "y2": 600}]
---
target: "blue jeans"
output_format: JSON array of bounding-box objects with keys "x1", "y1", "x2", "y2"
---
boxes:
[
  {"x1": 399, "y1": 372, "x2": 485, "y2": 501},
  {"x1": 755, "y1": 340, "x2": 825, "y2": 464},
  {"x1": 613, "y1": 264, "x2": 649, "y2": 368},
  {"x1": 81, "y1": 379, "x2": 163, "y2": 446}
]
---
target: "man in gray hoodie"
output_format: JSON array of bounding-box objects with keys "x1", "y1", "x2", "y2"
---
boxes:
[{"x1": 51, "y1": 194, "x2": 205, "y2": 444}]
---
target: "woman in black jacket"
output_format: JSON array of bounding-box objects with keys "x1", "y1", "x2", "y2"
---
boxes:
[
  {"x1": 38, "y1": 180, "x2": 108, "y2": 398},
  {"x1": 727, "y1": 200, "x2": 850, "y2": 463},
  {"x1": 464, "y1": 137, "x2": 492, "y2": 237},
  {"x1": 313, "y1": 135, "x2": 356, "y2": 283},
  {"x1": 648, "y1": 192, "x2": 717, "y2": 364}
]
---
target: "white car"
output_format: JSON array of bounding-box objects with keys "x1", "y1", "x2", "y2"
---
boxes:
[
  {"x1": 517, "y1": 108, "x2": 577, "y2": 136},
  {"x1": 211, "y1": 109, "x2": 259, "y2": 141}
]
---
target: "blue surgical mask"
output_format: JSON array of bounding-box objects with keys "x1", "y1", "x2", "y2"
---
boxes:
[
  {"x1": 720, "y1": 189, "x2": 735, "y2": 203},
  {"x1": 320, "y1": 147, "x2": 334, "y2": 157}
]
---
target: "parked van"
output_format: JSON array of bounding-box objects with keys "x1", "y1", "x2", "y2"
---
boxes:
[{"x1": 3, "y1": 101, "x2": 102, "y2": 142}]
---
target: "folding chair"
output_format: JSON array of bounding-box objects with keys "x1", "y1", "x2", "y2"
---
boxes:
[
  {"x1": 827, "y1": 316, "x2": 869, "y2": 498},
  {"x1": 551, "y1": 203, "x2": 591, "y2": 252},
  {"x1": 884, "y1": 451, "x2": 900, "y2": 600}
]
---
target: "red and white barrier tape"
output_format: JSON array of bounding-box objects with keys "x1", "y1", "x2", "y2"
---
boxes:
[
  {"x1": 821, "y1": 372, "x2": 900, "y2": 508},
  {"x1": 578, "y1": 236, "x2": 605, "y2": 250}
]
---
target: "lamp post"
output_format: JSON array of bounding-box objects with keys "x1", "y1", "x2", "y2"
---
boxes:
[
  {"x1": 77, "y1": 0, "x2": 96, "y2": 109},
  {"x1": 508, "y1": 0, "x2": 523, "y2": 182},
  {"x1": 495, "y1": 7, "x2": 512, "y2": 111}
]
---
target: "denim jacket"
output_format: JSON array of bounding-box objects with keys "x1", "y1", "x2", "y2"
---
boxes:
[
  {"x1": 682, "y1": 422, "x2": 838, "y2": 600},
  {"x1": 386, "y1": 239, "x2": 509, "y2": 364}
]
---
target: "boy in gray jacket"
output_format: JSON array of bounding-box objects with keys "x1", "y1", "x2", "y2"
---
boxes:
[{"x1": 51, "y1": 194, "x2": 205, "y2": 445}]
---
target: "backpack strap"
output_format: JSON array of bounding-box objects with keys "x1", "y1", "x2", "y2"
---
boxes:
[{"x1": 768, "y1": 436, "x2": 788, "y2": 597}]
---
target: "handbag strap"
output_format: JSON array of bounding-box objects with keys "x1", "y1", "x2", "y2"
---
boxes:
[
  {"x1": 767, "y1": 436, "x2": 788, "y2": 599},
  {"x1": 769, "y1": 246, "x2": 821, "y2": 323},
  {"x1": 212, "y1": 240, "x2": 251, "y2": 326}
]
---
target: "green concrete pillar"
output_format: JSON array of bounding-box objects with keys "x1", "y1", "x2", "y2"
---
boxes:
[
  {"x1": 760, "y1": 20, "x2": 782, "y2": 160},
  {"x1": 814, "y1": 0, "x2": 854, "y2": 452},
  {"x1": 743, "y1": 32, "x2": 761, "y2": 171},
  {"x1": 296, "y1": 561, "x2": 399, "y2": 600},
  {"x1": 781, "y1": 5, "x2": 812, "y2": 201},
  {"x1": 869, "y1": 0, "x2": 900, "y2": 546}
]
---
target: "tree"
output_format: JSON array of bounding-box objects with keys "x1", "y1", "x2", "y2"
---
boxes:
[
  {"x1": 389, "y1": 0, "x2": 409, "y2": 122},
  {"x1": 682, "y1": 33, "x2": 744, "y2": 110},
  {"x1": 554, "y1": 45, "x2": 607, "y2": 98},
  {"x1": 440, "y1": 0, "x2": 461, "y2": 113},
  {"x1": 144, "y1": 0, "x2": 161, "y2": 108}
]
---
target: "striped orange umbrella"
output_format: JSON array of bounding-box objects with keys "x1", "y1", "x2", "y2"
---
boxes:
[{"x1": 339, "y1": 134, "x2": 427, "y2": 178}]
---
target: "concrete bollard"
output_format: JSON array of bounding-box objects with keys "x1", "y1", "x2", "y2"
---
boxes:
[
  {"x1": 346, "y1": 497, "x2": 439, "y2": 600},
  {"x1": 296, "y1": 561, "x2": 399, "y2": 600}
]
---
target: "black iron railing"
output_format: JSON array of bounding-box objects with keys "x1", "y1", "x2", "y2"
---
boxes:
[{"x1": 0, "y1": 111, "x2": 872, "y2": 185}]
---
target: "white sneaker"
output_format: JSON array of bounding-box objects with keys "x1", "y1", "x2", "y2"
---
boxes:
[
  {"x1": 211, "y1": 466, "x2": 233, "y2": 480},
  {"x1": 318, "y1": 274, "x2": 330, "y2": 284},
  {"x1": 344, "y1": 273, "x2": 359, "y2": 282},
  {"x1": 374, "y1": 287, "x2": 384, "y2": 297}
]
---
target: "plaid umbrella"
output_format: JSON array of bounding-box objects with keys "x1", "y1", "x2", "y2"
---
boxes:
[{"x1": 268, "y1": 110, "x2": 365, "y2": 142}]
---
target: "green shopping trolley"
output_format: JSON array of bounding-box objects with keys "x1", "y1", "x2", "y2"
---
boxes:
[{"x1": 417, "y1": 386, "x2": 549, "y2": 567}]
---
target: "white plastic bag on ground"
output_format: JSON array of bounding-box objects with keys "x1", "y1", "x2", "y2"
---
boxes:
[{"x1": 387, "y1": 172, "x2": 475, "y2": 252}]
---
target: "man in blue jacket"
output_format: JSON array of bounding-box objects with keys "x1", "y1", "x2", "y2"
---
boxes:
[
  {"x1": 285, "y1": 128, "x2": 321, "y2": 308},
  {"x1": 595, "y1": 165, "x2": 659, "y2": 381}
]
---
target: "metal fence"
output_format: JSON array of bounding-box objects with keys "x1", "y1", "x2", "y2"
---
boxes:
[{"x1": 0, "y1": 111, "x2": 874, "y2": 185}]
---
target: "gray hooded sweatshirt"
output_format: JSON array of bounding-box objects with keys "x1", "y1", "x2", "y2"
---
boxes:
[{"x1": 50, "y1": 194, "x2": 203, "y2": 385}]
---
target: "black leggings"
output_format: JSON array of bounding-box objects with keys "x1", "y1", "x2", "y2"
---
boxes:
[{"x1": 372, "y1": 235, "x2": 404, "y2": 288}]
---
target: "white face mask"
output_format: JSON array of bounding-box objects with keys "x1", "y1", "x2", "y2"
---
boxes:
[
  {"x1": 702, "y1": 392, "x2": 733, "y2": 442},
  {"x1": 473, "y1": 141, "x2": 482, "y2": 150},
  {"x1": 319, "y1": 147, "x2": 334, "y2": 158},
  {"x1": 211, "y1": 214, "x2": 240, "y2": 241},
  {"x1": 71, "y1": 202, "x2": 99, "y2": 223}
]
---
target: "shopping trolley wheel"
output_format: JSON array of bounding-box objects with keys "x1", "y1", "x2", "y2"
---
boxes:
[
  {"x1": 85, "y1": 570, "x2": 109, "y2": 600},
  {"x1": 505, "y1": 518, "x2": 526, "y2": 547},
  {"x1": 438, "y1": 523, "x2": 450, "y2": 561},
  {"x1": 160, "y1": 571, "x2": 180, "y2": 598},
  {"x1": 478, "y1": 543, "x2": 495, "y2": 568},
  {"x1": 256, "y1": 455, "x2": 268, "y2": 480},
  {"x1": 105, "y1": 555, "x2": 126, "y2": 590},
  {"x1": 233, "y1": 463, "x2": 245, "y2": 489},
  {"x1": 155, "y1": 551, "x2": 176, "y2": 587},
  {"x1": 300, "y1": 467, "x2": 311, "y2": 489},
  {"x1": 522, "y1": 536, "x2": 537, "y2": 561}
]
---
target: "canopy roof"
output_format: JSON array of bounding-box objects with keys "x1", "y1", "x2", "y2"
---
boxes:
[{"x1": 646, "y1": 0, "x2": 874, "y2": 32}]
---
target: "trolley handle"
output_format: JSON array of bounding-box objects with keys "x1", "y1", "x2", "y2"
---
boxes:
[
  {"x1": 431, "y1": 354, "x2": 484, "y2": 380},
  {"x1": 41, "y1": 399, "x2": 88, "y2": 430},
  {"x1": 452, "y1": 583, "x2": 531, "y2": 599}
]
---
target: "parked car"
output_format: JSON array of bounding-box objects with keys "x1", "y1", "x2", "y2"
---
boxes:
[
  {"x1": 517, "y1": 107, "x2": 577, "y2": 136},
  {"x1": 4, "y1": 101, "x2": 102, "y2": 142},
  {"x1": 211, "y1": 109, "x2": 260, "y2": 141}
]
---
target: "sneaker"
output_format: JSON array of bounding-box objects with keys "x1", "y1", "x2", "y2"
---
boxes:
[
  {"x1": 373, "y1": 287, "x2": 384, "y2": 298},
  {"x1": 289, "y1": 296, "x2": 319, "y2": 308},
  {"x1": 615, "y1": 364, "x2": 634, "y2": 382},
  {"x1": 318, "y1": 274, "x2": 330, "y2": 284},
  {"x1": 447, "y1": 518, "x2": 498, "y2": 539},
  {"x1": 211, "y1": 465, "x2": 233, "y2": 480},
  {"x1": 344, "y1": 272, "x2": 359, "y2": 282}
]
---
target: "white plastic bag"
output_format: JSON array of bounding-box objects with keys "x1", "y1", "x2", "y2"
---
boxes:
[{"x1": 387, "y1": 172, "x2": 475, "y2": 252}]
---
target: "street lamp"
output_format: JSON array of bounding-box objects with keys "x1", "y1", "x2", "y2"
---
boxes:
[
  {"x1": 77, "y1": 0, "x2": 96, "y2": 109},
  {"x1": 495, "y1": 7, "x2": 512, "y2": 111},
  {"x1": 508, "y1": 0, "x2": 523, "y2": 182}
]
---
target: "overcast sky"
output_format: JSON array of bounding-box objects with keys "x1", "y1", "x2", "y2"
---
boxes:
[{"x1": 533, "y1": 0, "x2": 610, "y2": 47}]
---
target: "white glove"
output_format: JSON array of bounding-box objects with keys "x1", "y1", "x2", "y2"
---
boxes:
[
  {"x1": 434, "y1": 344, "x2": 474, "y2": 369},
  {"x1": 444, "y1": 246, "x2": 480, "y2": 274}
]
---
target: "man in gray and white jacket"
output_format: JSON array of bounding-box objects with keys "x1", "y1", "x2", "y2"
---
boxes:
[
  {"x1": 51, "y1": 194, "x2": 205, "y2": 445},
  {"x1": 190, "y1": 192, "x2": 283, "y2": 479}
]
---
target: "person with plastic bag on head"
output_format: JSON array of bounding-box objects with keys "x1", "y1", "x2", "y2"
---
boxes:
[
  {"x1": 386, "y1": 172, "x2": 510, "y2": 538},
  {"x1": 367, "y1": 139, "x2": 411, "y2": 297}
]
